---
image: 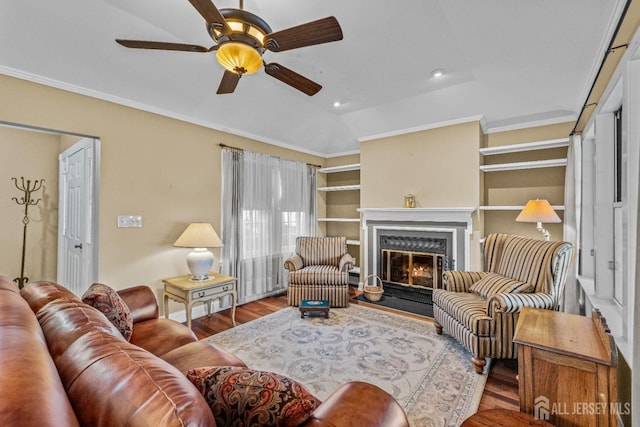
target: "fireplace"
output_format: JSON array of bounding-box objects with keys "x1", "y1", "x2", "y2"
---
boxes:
[
  {"x1": 358, "y1": 207, "x2": 476, "y2": 316},
  {"x1": 381, "y1": 249, "x2": 444, "y2": 288},
  {"x1": 379, "y1": 234, "x2": 448, "y2": 289}
]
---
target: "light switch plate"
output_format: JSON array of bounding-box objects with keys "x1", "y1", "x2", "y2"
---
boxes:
[{"x1": 117, "y1": 215, "x2": 143, "y2": 228}]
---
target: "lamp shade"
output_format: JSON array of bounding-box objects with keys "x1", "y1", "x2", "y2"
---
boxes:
[
  {"x1": 515, "y1": 199, "x2": 561, "y2": 224},
  {"x1": 173, "y1": 223, "x2": 223, "y2": 248}
]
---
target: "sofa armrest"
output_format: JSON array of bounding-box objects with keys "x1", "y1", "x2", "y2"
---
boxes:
[
  {"x1": 442, "y1": 271, "x2": 487, "y2": 293},
  {"x1": 117, "y1": 285, "x2": 159, "y2": 323},
  {"x1": 487, "y1": 292, "x2": 556, "y2": 315},
  {"x1": 303, "y1": 381, "x2": 409, "y2": 427},
  {"x1": 338, "y1": 253, "x2": 355, "y2": 272},
  {"x1": 284, "y1": 254, "x2": 304, "y2": 271}
]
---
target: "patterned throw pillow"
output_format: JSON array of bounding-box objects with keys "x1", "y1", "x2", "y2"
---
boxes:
[
  {"x1": 187, "y1": 366, "x2": 320, "y2": 427},
  {"x1": 82, "y1": 283, "x2": 134, "y2": 341},
  {"x1": 469, "y1": 272, "x2": 533, "y2": 299}
]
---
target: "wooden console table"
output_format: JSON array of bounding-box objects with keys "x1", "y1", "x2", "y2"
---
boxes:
[
  {"x1": 513, "y1": 307, "x2": 618, "y2": 427},
  {"x1": 163, "y1": 274, "x2": 237, "y2": 329}
]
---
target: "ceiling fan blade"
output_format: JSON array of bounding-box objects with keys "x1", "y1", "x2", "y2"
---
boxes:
[
  {"x1": 188, "y1": 0, "x2": 231, "y2": 34},
  {"x1": 264, "y1": 16, "x2": 343, "y2": 52},
  {"x1": 217, "y1": 70, "x2": 241, "y2": 94},
  {"x1": 116, "y1": 39, "x2": 211, "y2": 52},
  {"x1": 264, "y1": 63, "x2": 322, "y2": 96}
]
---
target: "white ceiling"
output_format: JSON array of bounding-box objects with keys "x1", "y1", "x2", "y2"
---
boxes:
[{"x1": 0, "y1": 0, "x2": 624, "y2": 156}]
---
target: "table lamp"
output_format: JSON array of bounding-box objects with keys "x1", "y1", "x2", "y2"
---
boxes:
[
  {"x1": 173, "y1": 223, "x2": 223, "y2": 281},
  {"x1": 515, "y1": 199, "x2": 561, "y2": 241}
]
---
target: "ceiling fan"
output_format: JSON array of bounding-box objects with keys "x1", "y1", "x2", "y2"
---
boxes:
[{"x1": 116, "y1": 0, "x2": 343, "y2": 96}]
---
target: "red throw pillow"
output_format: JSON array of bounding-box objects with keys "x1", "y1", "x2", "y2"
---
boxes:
[
  {"x1": 82, "y1": 283, "x2": 134, "y2": 341},
  {"x1": 187, "y1": 366, "x2": 320, "y2": 427}
]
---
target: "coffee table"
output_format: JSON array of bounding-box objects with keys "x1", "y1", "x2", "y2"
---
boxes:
[{"x1": 299, "y1": 299, "x2": 329, "y2": 318}]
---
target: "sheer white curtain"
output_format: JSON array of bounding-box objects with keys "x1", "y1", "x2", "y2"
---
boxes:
[
  {"x1": 220, "y1": 149, "x2": 317, "y2": 304},
  {"x1": 562, "y1": 134, "x2": 581, "y2": 313}
]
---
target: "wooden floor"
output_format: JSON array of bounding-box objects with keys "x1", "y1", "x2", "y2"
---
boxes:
[{"x1": 191, "y1": 290, "x2": 519, "y2": 413}]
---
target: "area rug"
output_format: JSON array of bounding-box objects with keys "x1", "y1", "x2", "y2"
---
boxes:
[{"x1": 204, "y1": 304, "x2": 488, "y2": 427}]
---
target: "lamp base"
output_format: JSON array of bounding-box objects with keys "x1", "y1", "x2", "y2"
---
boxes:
[
  {"x1": 189, "y1": 273, "x2": 214, "y2": 282},
  {"x1": 186, "y1": 248, "x2": 214, "y2": 281},
  {"x1": 536, "y1": 222, "x2": 551, "y2": 241}
]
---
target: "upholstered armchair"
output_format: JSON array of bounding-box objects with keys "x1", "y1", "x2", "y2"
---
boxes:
[
  {"x1": 433, "y1": 233, "x2": 574, "y2": 374},
  {"x1": 284, "y1": 236, "x2": 354, "y2": 307}
]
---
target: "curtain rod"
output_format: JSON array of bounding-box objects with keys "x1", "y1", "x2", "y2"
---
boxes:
[
  {"x1": 219, "y1": 143, "x2": 321, "y2": 168},
  {"x1": 570, "y1": 0, "x2": 631, "y2": 135}
]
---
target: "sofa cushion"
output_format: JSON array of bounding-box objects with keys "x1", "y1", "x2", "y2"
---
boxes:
[
  {"x1": 161, "y1": 341, "x2": 246, "y2": 373},
  {"x1": 188, "y1": 366, "x2": 320, "y2": 427},
  {"x1": 129, "y1": 318, "x2": 197, "y2": 356},
  {"x1": 432, "y1": 290, "x2": 494, "y2": 336},
  {"x1": 469, "y1": 273, "x2": 533, "y2": 299},
  {"x1": 288, "y1": 265, "x2": 347, "y2": 286},
  {"x1": 82, "y1": 283, "x2": 133, "y2": 341}
]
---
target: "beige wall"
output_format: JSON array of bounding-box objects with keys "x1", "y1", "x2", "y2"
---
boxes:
[
  {"x1": 361, "y1": 121, "x2": 482, "y2": 209},
  {"x1": 360, "y1": 121, "x2": 484, "y2": 269},
  {"x1": 0, "y1": 126, "x2": 60, "y2": 283},
  {"x1": 0, "y1": 74, "x2": 324, "y2": 314}
]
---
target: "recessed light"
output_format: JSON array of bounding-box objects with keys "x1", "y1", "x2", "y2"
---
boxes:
[
  {"x1": 431, "y1": 68, "x2": 445, "y2": 78},
  {"x1": 333, "y1": 101, "x2": 341, "y2": 108}
]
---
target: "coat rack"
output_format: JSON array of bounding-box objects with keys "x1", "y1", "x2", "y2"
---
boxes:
[{"x1": 11, "y1": 177, "x2": 44, "y2": 289}]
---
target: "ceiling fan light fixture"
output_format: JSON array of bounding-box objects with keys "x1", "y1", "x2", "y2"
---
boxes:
[{"x1": 216, "y1": 41, "x2": 263, "y2": 75}]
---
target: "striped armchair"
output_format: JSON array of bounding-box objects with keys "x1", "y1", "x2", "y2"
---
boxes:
[
  {"x1": 433, "y1": 233, "x2": 574, "y2": 374},
  {"x1": 284, "y1": 236, "x2": 354, "y2": 307}
]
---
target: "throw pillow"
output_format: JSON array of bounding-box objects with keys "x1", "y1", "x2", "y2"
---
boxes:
[
  {"x1": 82, "y1": 283, "x2": 134, "y2": 341},
  {"x1": 187, "y1": 366, "x2": 320, "y2": 427},
  {"x1": 469, "y1": 272, "x2": 533, "y2": 299}
]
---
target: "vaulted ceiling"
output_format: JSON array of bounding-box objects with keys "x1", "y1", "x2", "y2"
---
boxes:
[{"x1": 0, "y1": 0, "x2": 625, "y2": 156}]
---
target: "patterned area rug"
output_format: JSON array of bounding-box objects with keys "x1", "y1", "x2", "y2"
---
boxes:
[{"x1": 205, "y1": 304, "x2": 488, "y2": 427}]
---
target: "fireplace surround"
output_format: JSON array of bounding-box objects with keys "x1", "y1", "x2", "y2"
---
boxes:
[{"x1": 358, "y1": 208, "x2": 476, "y2": 315}]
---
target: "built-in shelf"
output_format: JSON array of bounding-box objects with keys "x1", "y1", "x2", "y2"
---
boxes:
[
  {"x1": 317, "y1": 218, "x2": 361, "y2": 223},
  {"x1": 318, "y1": 185, "x2": 361, "y2": 192},
  {"x1": 479, "y1": 158, "x2": 567, "y2": 172},
  {"x1": 479, "y1": 205, "x2": 565, "y2": 211},
  {"x1": 480, "y1": 137, "x2": 570, "y2": 156},
  {"x1": 346, "y1": 239, "x2": 360, "y2": 245},
  {"x1": 318, "y1": 163, "x2": 361, "y2": 173}
]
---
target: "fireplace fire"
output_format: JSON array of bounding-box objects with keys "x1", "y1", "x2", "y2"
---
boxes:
[{"x1": 381, "y1": 249, "x2": 444, "y2": 289}]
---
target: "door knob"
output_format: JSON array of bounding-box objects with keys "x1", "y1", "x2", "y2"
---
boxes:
[{"x1": 74, "y1": 243, "x2": 83, "y2": 249}]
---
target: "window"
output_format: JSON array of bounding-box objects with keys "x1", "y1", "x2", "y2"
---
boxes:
[{"x1": 221, "y1": 149, "x2": 317, "y2": 303}]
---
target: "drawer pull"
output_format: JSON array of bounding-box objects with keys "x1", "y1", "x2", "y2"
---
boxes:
[{"x1": 198, "y1": 291, "x2": 205, "y2": 298}]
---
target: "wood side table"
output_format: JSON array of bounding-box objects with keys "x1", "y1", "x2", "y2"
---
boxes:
[
  {"x1": 163, "y1": 274, "x2": 237, "y2": 330},
  {"x1": 513, "y1": 307, "x2": 617, "y2": 427}
]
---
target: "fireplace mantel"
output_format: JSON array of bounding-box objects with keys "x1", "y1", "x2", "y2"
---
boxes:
[{"x1": 358, "y1": 207, "x2": 476, "y2": 228}]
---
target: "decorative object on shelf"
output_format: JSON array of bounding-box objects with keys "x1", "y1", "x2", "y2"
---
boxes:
[
  {"x1": 362, "y1": 274, "x2": 384, "y2": 302},
  {"x1": 516, "y1": 199, "x2": 561, "y2": 241},
  {"x1": 403, "y1": 194, "x2": 415, "y2": 208},
  {"x1": 173, "y1": 223, "x2": 224, "y2": 281},
  {"x1": 11, "y1": 177, "x2": 44, "y2": 289}
]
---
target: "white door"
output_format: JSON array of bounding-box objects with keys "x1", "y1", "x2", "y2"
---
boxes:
[{"x1": 57, "y1": 138, "x2": 99, "y2": 295}]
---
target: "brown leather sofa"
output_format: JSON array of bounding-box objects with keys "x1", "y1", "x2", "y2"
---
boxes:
[{"x1": 0, "y1": 276, "x2": 409, "y2": 427}]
